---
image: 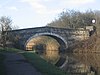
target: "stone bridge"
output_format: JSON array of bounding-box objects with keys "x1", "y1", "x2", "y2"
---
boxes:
[
  {"x1": 8, "y1": 26, "x2": 91, "y2": 68},
  {"x1": 8, "y1": 26, "x2": 89, "y2": 51},
  {"x1": 7, "y1": 26, "x2": 96, "y2": 74}
]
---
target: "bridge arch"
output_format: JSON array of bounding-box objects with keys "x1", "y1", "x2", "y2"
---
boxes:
[
  {"x1": 25, "y1": 32, "x2": 68, "y2": 51},
  {"x1": 25, "y1": 32, "x2": 68, "y2": 67}
]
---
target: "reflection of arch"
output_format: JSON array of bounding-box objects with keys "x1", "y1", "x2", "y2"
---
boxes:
[{"x1": 25, "y1": 32, "x2": 68, "y2": 51}]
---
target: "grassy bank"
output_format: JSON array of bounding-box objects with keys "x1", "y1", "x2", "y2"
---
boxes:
[
  {"x1": 0, "y1": 47, "x2": 22, "y2": 53},
  {"x1": 0, "y1": 47, "x2": 69, "y2": 75},
  {"x1": 22, "y1": 52, "x2": 68, "y2": 75}
]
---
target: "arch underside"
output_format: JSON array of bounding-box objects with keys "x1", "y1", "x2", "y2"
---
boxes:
[
  {"x1": 25, "y1": 33, "x2": 68, "y2": 51},
  {"x1": 25, "y1": 33, "x2": 68, "y2": 66}
]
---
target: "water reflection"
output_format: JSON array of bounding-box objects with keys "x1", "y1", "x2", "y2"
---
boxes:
[
  {"x1": 63, "y1": 52, "x2": 100, "y2": 75},
  {"x1": 73, "y1": 52, "x2": 100, "y2": 74},
  {"x1": 25, "y1": 34, "x2": 99, "y2": 75}
]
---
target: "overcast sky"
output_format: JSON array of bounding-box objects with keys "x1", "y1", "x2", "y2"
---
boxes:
[{"x1": 0, "y1": 0, "x2": 100, "y2": 29}]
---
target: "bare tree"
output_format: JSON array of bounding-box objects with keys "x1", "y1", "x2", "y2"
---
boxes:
[
  {"x1": 0, "y1": 16, "x2": 12, "y2": 47},
  {"x1": 47, "y1": 10, "x2": 96, "y2": 28}
]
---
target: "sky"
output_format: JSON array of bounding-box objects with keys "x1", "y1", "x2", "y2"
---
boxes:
[{"x1": 0, "y1": 0, "x2": 100, "y2": 29}]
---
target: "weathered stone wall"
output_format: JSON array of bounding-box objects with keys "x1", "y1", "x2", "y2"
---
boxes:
[{"x1": 8, "y1": 26, "x2": 90, "y2": 50}]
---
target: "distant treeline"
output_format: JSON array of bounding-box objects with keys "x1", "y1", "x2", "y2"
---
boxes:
[{"x1": 47, "y1": 10, "x2": 100, "y2": 33}]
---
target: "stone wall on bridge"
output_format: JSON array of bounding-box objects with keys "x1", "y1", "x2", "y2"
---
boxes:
[{"x1": 7, "y1": 26, "x2": 90, "y2": 50}]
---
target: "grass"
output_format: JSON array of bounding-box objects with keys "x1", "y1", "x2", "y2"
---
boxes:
[
  {"x1": 0, "y1": 47, "x2": 23, "y2": 53},
  {"x1": 0, "y1": 53, "x2": 6, "y2": 75},
  {"x1": 0, "y1": 47, "x2": 69, "y2": 75},
  {"x1": 22, "y1": 52, "x2": 68, "y2": 75}
]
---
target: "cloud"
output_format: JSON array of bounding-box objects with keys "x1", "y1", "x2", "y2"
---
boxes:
[
  {"x1": 7, "y1": 6, "x2": 18, "y2": 11},
  {"x1": 20, "y1": 0, "x2": 62, "y2": 15},
  {"x1": 62, "y1": 0, "x2": 95, "y2": 6},
  {"x1": 76, "y1": 0, "x2": 94, "y2": 4},
  {"x1": 21, "y1": 0, "x2": 46, "y2": 13},
  {"x1": 20, "y1": 0, "x2": 95, "y2": 15}
]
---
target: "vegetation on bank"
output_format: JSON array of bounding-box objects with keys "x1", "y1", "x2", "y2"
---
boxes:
[
  {"x1": 71, "y1": 33, "x2": 100, "y2": 75},
  {"x1": 47, "y1": 10, "x2": 100, "y2": 36}
]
